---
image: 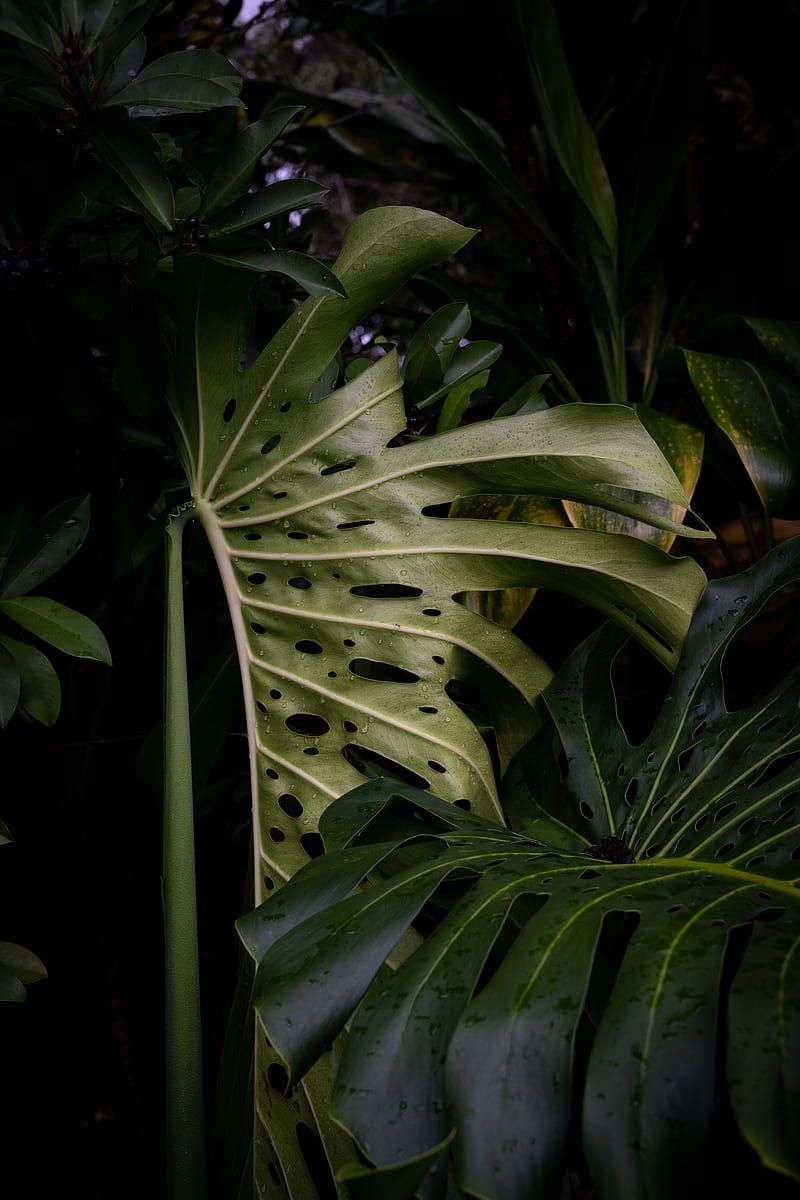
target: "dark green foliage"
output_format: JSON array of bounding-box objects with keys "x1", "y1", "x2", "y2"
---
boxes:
[{"x1": 241, "y1": 539, "x2": 800, "y2": 1198}]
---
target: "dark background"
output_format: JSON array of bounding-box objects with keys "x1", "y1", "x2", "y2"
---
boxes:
[{"x1": 2, "y1": 2, "x2": 800, "y2": 1196}]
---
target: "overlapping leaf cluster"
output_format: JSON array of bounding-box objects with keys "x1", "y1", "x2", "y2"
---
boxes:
[{"x1": 241, "y1": 539, "x2": 800, "y2": 1200}]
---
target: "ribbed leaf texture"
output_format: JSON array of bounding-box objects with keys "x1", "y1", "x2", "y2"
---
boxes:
[
  {"x1": 169, "y1": 206, "x2": 709, "y2": 1196},
  {"x1": 240, "y1": 539, "x2": 800, "y2": 1200}
]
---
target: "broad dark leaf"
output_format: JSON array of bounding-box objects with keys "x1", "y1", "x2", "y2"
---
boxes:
[
  {"x1": 207, "y1": 179, "x2": 328, "y2": 238},
  {"x1": 198, "y1": 246, "x2": 347, "y2": 297},
  {"x1": 200, "y1": 106, "x2": 305, "y2": 219},
  {"x1": 685, "y1": 349, "x2": 800, "y2": 515},
  {"x1": 0, "y1": 495, "x2": 89, "y2": 599},
  {"x1": 246, "y1": 540, "x2": 800, "y2": 1198},
  {"x1": 0, "y1": 597, "x2": 111, "y2": 664}
]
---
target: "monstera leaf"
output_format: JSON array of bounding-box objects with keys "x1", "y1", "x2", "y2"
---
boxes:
[
  {"x1": 240, "y1": 539, "x2": 800, "y2": 1200},
  {"x1": 171, "y1": 206, "x2": 708, "y2": 1195},
  {"x1": 173, "y1": 207, "x2": 707, "y2": 882}
]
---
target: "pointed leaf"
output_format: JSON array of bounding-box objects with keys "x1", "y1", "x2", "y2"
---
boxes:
[
  {"x1": 0, "y1": 641, "x2": 20, "y2": 727},
  {"x1": 376, "y1": 44, "x2": 564, "y2": 252},
  {"x1": 207, "y1": 179, "x2": 328, "y2": 238},
  {"x1": 106, "y1": 49, "x2": 242, "y2": 114},
  {"x1": 684, "y1": 349, "x2": 800, "y2": 515},
  {"x1": 0, "y1": 597, "x2": 111, "y2": 664},
  {"x1": 200, "y1": 106, "x2": 305, "y2": 219},
  {"x1": 745, "y1": 317, "x2": 800, "y2": 381},
  {"x1": 91, "y1": 122, "x2": 174, "y2": 230},
  {"x1": 564, "y1": 406, "x2": 705, "y2": 550},
  {"x1": 416, "y1": 340, "x2": 503, "y2": 410},
  {"x1": 405, "y1": 302, "x2": 471, "y2": 373},
  {"x1": 0, "y1": 495, "x2": 90, "y2": 599},
  {"x1": 248, "y1": 541, "x2": 800, "y2": 1197},
  {"x1": 517, "y1": 0, "x2": 617, "y2": 251},
  {"x1": 0, "y1": 636, "x2": 60, "y2": 725},
  {"x1": 198, "y1": 247, "x2": 346, "y2": 297}
]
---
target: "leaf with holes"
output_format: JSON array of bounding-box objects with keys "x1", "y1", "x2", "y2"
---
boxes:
[
  {"x1": 242, "y1": 539, "x2": 800, "y2": 1199},
  {"x1": 173, "y1": 205, "x2": 708, "y2": 876},
  {"x1": 170, "y1": 205, "x2": 709, "y2": 1195}
]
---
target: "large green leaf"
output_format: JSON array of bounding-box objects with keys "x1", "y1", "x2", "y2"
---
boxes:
[
  {"x1": 173, "y1": 206, "x2": 707, "y2": 880},
  {"x1": 172, "y1": 205, "x2": 707, "y2": 1197},
  {"x1": 104, "y1": 48, "x2": 243, "y2": 114},
  {"x1": 684, "y1": 348, "x2": 800, "y2": 515},
  {"x1": 564, "y1": 406, "x2": 705, "y2": 551},
  {"x1": 243, "y1": 539, "x2": 800, "y2": 1199}
]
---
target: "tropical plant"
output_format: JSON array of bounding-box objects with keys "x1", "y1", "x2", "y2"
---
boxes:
[
  {"x1": 160, "y1": 201, "x2": 713, "y2": 1195},
  {"x1": 0, "y1": 494, "x2": 110, "y2": 728},
  {"x1": 685, "y1": 316, "x2": 800, "y2": 523},
  {"x1": 239, "y1": 537, "x2": 800, "y2": 1199},
  {"x1": 271, "y1": 0, "x2": 800, "y2": 584},
  {"x1": 0, "y1": 495, "x2": 109, "y2": 1012}
]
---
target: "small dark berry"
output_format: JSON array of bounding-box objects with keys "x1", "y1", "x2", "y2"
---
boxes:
[
  {"x1": 186, "y1": 216, "x2": 199, "y2": 228},
  {"x1": 192, "y1": 229, "x2": 209, "y2": 243},
  {"x1": 17, "y1": 258, "x2": 30, "y2": 270}
]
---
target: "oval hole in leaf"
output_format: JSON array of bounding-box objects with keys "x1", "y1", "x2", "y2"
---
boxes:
[
  {"x1": 342, "y1": 744, "x2": 429, "y2": 790},
  {"x1": 301, "y1": 832, "x2": 324, "y2": 859},
  {"x1": 349, "y1": 658, "x2": 419, "y2": 683},
  {"x1": 320, "y1": 460, "x2": 356, "y2": 476},
  {"x1": 223, "y1": 397, "x2": 237, "y2": 423},
  {"x1": 260, "y1": 434, "x2": 281, "y2": 455},
  {"x1": 350, "y1": 583, "x2": 421, "y2": 598},
  {"x1": 286, "y1": 713, "x2": 329, "y2": 736},
  {"x1": 295, "y1": 640, "x2": 322, "y2": 654},
  {"x1": 279, "y1": 794, "x2": 303, "y2": 818},
  {"x1": 296, "y1": 1121, "x2": 337, "y2": 1199},
  {"x1": 267, "y1": 1063, "x2": 289, "y2": 1093}
]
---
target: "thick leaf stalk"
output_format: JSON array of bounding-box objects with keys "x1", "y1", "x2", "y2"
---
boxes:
[{"x1": 163, "y1": 506, "x2": 207, "y2": 1200}]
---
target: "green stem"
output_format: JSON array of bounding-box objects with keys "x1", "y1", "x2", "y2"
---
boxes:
[{"x1": 163, "y1": 506, "x2": 207, "y2": 1200}]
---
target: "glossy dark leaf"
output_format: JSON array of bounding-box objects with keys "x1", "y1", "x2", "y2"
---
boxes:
[
  {"x1": 200, "y1": 106, "x2": 305, "y2": 219},
  {"x1": 564, "y1": 406, "x2": 704, "y2": 551},
  {"x1": 91, "y1": 122, "x2": 174, "y2": 231},
  {"x1": 207, "y1": 179, "x2": 328, "y2": 238},
  {"x1": 416, "y1": 340, "x2": 502, "y2": 410},
  {"x1": 104, "y1": 49, "x2": 242, "y2": 115},
  {"x1": 405, "y1": 302, "x2": 471, "y2": 373},
  {"x1": 0, "y1": 941, "x2": 47, "y2": 1002},
  {"x1": 0, "y1": 495, "x2": 89, "y2": 599},
  {"x1": 198, "y1": 246, "x2": 347, "y2": 297},
  {"x1": 517, "y1": 0, "x2": 617, "y2": 251},
  {"x1": 745, "y1": 317, "x2": 800, "y2": 380},
  {"x1": 0, "y1": 641, "x2": 20, "y2": 728},
  {"x1": 246, "y1": 541, "x2": 800, "y2": 1198},
  {"x1": 0, "y1": 597, "x2": 111, "y2": 664},
  {"x1": 685, "y1": 349, "x2": 800, "y2": 515},
  {"x1": 0, "y1": 636, "x2": 60, "y2": 726}
]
